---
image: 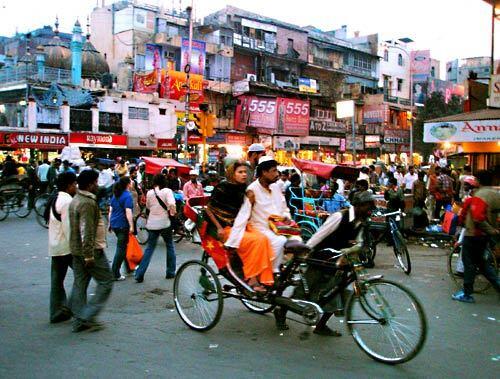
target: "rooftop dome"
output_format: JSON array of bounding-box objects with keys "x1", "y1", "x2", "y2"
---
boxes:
[
  {"x1": 82, "y1": 39, "x2": 110, "y2": 79},
  {"x1": 42, "y1": 17, "x2": 71, "y2": 70}
]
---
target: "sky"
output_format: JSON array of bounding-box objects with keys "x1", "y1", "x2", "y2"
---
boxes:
[{"x1": 0, "y1": 0, "x2": 497, "y2": 76}]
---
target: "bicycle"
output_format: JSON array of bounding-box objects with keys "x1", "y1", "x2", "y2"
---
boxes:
[
  {"x1": 367, "y1": 209, "x2": 411, "y2": 275},
  {"x1": 448, "y1": 243, "x2": 498, "y2": 293},
  {"x1": 34, "y1": 190, "x2": 54, "y2": 228},
  {"x1": 0, "y1": 186, "x2": 31, "y2": 221}
]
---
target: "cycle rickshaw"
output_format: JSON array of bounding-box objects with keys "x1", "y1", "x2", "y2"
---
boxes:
[
  {"x1": 289, "y1": 158, "x2": 359, "y2": 242},
  {"x1": 172, "y1": 195, "x2": 427, "y2": 365}
]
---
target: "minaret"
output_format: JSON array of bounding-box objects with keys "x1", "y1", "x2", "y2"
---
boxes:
[{"x1": 70, "y1": 19, "x2": 83, "y2": 86}]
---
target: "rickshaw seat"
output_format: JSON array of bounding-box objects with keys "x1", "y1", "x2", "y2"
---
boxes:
[{"x1": 284, "y1": 240, "x2": 311, "y2": 256}]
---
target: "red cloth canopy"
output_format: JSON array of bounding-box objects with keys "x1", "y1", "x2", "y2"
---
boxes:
[
  {"x1": 141, "y1": 157, "x2": 190, "y2": 176},
  {"x1": 292, "y1": 158, "x2": 360, "y2": 181}
]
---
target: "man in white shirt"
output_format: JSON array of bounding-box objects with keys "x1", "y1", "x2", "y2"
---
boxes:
[
  {"x1": 226, "y1": 156, "x2": 297, "y2": 271},
  {"x1": 403, "y1": 165, "x2": 418, "y2": 192},
  {"x1": 98, "y1": 164, "x2": 114, "y2": 202},
  {"x1": 394, "y1": 165, "x2": 405, "y2": 187},
  {"x1": 358, "y1": 167, "x2": 370, "y2": 182},
  {"x1": 136, "y1": 162, "x2": 146, "y2": 185},
  {"x1": 48, "y1": 171, "x2": 77, "y2": 323},
  {"x1": 38, "y1": 159, "x2": 50, "y2": 193},
  {"x1": 276, "y1": 170, "x2": 291, "y2": 194}
]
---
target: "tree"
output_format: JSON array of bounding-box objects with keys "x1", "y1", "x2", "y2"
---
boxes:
[{"x1": 414, "y1": 92, "x2": 463, "y2": 160}]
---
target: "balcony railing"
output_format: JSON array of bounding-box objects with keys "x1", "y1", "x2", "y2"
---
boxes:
[
  {"x1": 383, "y1": 93, "x2": 412, "y2": 106},
  {"x1": 0, "y1": 65, "x2": 72, "y2": 86},
  {"x1": 99, "y1": 112, "x2": 123, "y2": 134},
  {"x1": 70, "y1": 109, "x2": 92, "y2": 132}
]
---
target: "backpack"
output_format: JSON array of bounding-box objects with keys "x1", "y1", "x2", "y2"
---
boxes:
[{"x1": 43, "y1": 193, "x2": 61, "y2": 223}]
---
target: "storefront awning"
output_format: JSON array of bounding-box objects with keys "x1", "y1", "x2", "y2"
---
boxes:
[{"x1": 141, "y1": 157, "x2": 190, "y2": 176}]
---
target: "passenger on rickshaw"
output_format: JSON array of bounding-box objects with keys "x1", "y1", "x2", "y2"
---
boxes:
[
  {"x1": 285, "y1": 173, "x2": 302, "y2": 217},
  {"x1": 274, "y1": 191, "x2": 375, "y2": 336},
  {"x1": 205, "y1": 161, "x2": 274, "y2": 292},
  {"x1": 226, "y1": 157, "x2": 300, "y2": 273}
]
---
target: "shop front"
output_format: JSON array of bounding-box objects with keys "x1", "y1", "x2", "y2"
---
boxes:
[
  {"x1": 0, "y1": 130, "x2": 68, "y2": 163},
  {"x1": 424, "y1": 109, "x2": 500, "y2": 171},
  {"x1": 68, "y1": 132, "x2": 127, "y2": 161},
  {"x1": 205, "y1": 132, "x2": 252, "y2": 163}
]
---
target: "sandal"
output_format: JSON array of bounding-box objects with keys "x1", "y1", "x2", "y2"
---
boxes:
[{"x1": 247, "y1": 278, "x2": 267, "y2": 294}]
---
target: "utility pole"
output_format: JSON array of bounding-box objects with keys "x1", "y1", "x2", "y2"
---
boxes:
[
  {"x1": 491, "y1": 0, "x2": 496, "y2": 76},
  {"x1": 183, "y1": 4, "x2": 193, "y2": 163}
]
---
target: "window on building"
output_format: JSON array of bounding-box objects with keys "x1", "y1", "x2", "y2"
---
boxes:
[
  {"x1": 288, "y1": 38, "x2": 294, "y2": 50},
  {"x1": 159, "y1": 108, "x2": 166, "y2": 115},
  {"x1": 431, "y1": 66, "x2": 436, "y2": 77},
  {"x1": 397, "y1": 78, "x2": 403, "y2": 92},
  {"x1": 129, "y1": 107, "x2": 149, "y2": 120},
  {"x1": 353, "y1": 54, "x2": 372, "y2": 70},
  {"x1": 398, "y1": 54, "x2": 403, "y2": 66},
  {"x1": 384, "y1": 50, "x2": 388, "y2": 61}
]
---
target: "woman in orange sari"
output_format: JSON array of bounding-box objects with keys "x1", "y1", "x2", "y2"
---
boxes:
[{"x1": 205, "y1": 161, "x2": 274, "y2": 292}]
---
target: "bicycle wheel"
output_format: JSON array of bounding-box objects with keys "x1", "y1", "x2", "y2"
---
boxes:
[
  {"x1": 240, "y1": 298, "x2": 275, "y2": 314},
  {"x1": 393, "y1": 231, "x2": 411, "y2": 275},
  {"x1": 174, "y1": 260, "x2": 223, "y2": 331},
  {"x1": 135, "y1": 214, "x2": 149, "y2": 245},
  {"x1": 0, "y1": 195, "x2": 8, "y2": 221},
  {"x1": 34, "y1": 194, "x2": 49, "y2": 216},
  {"x1": 346, "y1": 279, "x2": 427, "y2": 365},
  {"x1": 15, "y1": 193, "x2": 31, "y2": 218},
  {"x1": 448, "y1": 247, "x2": 496, "y2": 293},
  {"x1": 298, "y1": 221, "x2": 317, "y2": 243}
]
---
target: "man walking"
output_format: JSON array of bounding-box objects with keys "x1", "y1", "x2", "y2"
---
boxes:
[
  {"x1": 452, "y1": 170, "x2": 500, "y2": 303},
  {"x1": 38, "y1": 159, "x2": 50, "y2": 193},
  {"x1": 49, "y1": 172, "x2": 77, "y2": 323},
  {"x1": 69, "y1": 170, "x2": 113, "y2": 332}
]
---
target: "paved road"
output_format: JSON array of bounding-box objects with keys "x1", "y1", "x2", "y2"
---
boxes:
[{"x1": 0, "y1": 213, "x2": 498, "y2": 378}]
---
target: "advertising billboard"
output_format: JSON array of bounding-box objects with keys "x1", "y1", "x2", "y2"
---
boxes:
[
  {"x1": 145, "y1": 44, "x2": 162, "y2": 71},
  {"x1": 298, "y1": 78, "x2": 318, "y2": 93},
  {"x1": 363, "y1": 104, "x2": 390, "y2": 124},
  {"x1": 276, "y1": 97, "x2": 310, "y2": 136},
  {"x1": 424, "y1": 120, "x2": 500, "y2": 142},
  {"x1": 181, "y1": 38, "x2": 206, "y2": 76},
  {"x1": 411, "y1": 50, "x2": 431, "y2": 83}
]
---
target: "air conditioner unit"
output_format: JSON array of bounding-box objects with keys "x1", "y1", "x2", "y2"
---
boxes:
[{"x1": 246, "y1": 74, "x2": 257, "y2": 81}]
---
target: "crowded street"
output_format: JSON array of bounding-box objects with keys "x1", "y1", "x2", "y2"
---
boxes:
[{"x1": 0, "y1": 213, "x2": 498, "y2": 378}]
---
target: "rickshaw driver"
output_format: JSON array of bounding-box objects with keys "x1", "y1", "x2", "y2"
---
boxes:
[
  {"x1": 274, "y1": 191, "x2": 375, "y2": 336},
  {"x1": 225, "y1": 156, "x2": 299, "y2": 273}
]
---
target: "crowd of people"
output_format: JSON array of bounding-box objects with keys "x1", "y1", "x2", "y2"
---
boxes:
[{"x1": 1, "y1": 148, "x2": 497, "y2": 334}]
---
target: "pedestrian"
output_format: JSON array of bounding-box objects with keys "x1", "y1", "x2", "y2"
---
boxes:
[
  {"x1": 434, "y1": 167, "x2": 454, "y2": 219},
  {"x1": 394, "y1": 165, "x2": 404, "y2": 187},
  {"x1": 368, "y1": 165, "x2": 379, "y2": 187},
  {"x1": 246, "y1": 143, "x2": 266, "y2": 184},
  {"x1": 128, "y1": 166, "x2": 142, "y2": 220},
  {"x1": 134, "y1": 174, "x2": 177, "y2": 283},
  {"x1": 166, "y1": 167, "x2": 182, "y2": 192},
  {"x1": 403, "y1": 165, "x2": 418, "y2": 193},
  {"x1": 38, "y1": 159, "x2": 50, "y2": 193},
  {"x1": 108, "y1": 177, "x2": 134, "y2": 281},
  {"x1": 26, "y1": 159, "x2": 38, "y2": 208},
  {"x1": 48, "y1": 172, "x2": 77, "y2": 323},
  {"x1": 183, "y1": 170, "x2": 204, "y2": 200},
  {"x1": 384, "y1": 178, "x2": 404, "y2": 212},
  {"x1": 47, "y1": 159, "x2": 61, "y2": 192},
  {"x1": 358, "y1": 166, "x2": 370, "y2": 182},
  {"x1": 452, "y1": 170, "x2": 500, "y2": 303},
  {"x1": 69, "y1": 170, "x2": 113, "y2": 332}
]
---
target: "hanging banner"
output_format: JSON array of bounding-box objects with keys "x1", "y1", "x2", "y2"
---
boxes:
[
  {"x1": 133, "y1": 70, "x2": 158, "y2": 94},
  {"x1": 276, "y1": 97, "x2": 310, "y2": 136},
  {"x1": 0, "y1": 132, "x2": 68, "y2": 150},
  {"x1": 163, "y1": 70, "x2": 205, "y2": 105},
  {"x1": 424, "y1": 120, "x2": 500, "y2": 142},
  {"x1": 145, "y1": 44, "x2": 162, "y2": 71},
  {"x1": 181, "y1": 38, "x2": 206, "y2": 76}
]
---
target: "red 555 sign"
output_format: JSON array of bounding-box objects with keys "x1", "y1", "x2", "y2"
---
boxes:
[
  {"x1": 276, "y1": 98, "x2": 310, "y2": 136},
  {"x1": 244, "y1": 96, "x2": 278, "y2": 129}
]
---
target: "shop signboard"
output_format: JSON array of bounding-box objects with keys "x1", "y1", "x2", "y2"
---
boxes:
[
  {"x1": 424, "y1": 120, "x2": 500, "y2": 143},
  {"x1": 128, "y1": 136, "x2": 157, "y2": 150},
  {"x1": 274, "y1": 136, "x2": 300, "y2": 151},
  {"x1": 309, "y1": 107, "x2": 345, "y2": 136},
  {"x1": 299, "y1": 136, "x2": 341, "y2": 148},
  {"x1": 384, "y1": 129, "x2": 410, "y2": 144},
  {"x1": 226, "y1": 133, "x2": 249, "y2": 145},
  {"x1": 234, "y1": 95, "x2": 278, "y2": 130},
  {"x1": 340, "y1": 138, "x2": 346, "y2": 152},
  {"x1": 181, "y1": 38, "x2": 206, "y2": 76},
  {"x1": 365, "y1": 124, "x2": 384, "y2": 135},
  {"x1": 298, "y1": 78, "x2": 318, "y2": 93},
  {"x1": 365, "y1": 135, "x2": 381, "y2": 148},
  {"x1": 276, "y1": 97, "x2": 310, "y2": 136},
  {"x1": 0, "y1": 131, "x2": 68, "y2": 150},
  {"x1": 489, "y1": 74, "x2": 500, "y2": 108},
  {"x1": 232, "y1": 79, "x2": 250, "y2": 96},
  {"x1": 363, "y1": 104, "x2": 389, "y2": 124},
  {"x1": 157, "y1": 138, "x2": 177, "y2": 150},
  {"x1": 69, "y1": 133, "x2": 127, "y2": 149},
  {"x1": 345, "y1": 135, "x2": 364, "y2": 150}
]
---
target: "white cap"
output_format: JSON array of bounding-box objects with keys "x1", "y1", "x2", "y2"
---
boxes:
[
  {"x1": 189, "y1": 169, "x2": 199, "y2": 176},
  {"x1": 248, "y1": 143, "x2": 265, "y2": 153},
  {"x1": 257, "y1": 155, "x2": 277, "y2": 166}
]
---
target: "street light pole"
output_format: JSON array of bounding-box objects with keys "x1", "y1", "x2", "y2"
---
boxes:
[
  {"x1": 183, "y1": 4, "x2": 193, "y2": 163},
  {"x1": 352, "y1": 114, "x2": 356, "y2": 163}
]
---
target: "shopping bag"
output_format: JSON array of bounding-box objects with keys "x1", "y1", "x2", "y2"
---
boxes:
[
  {"x1": 442, "y1": 211, "x2": 458, "y2": 235},
  {"x1": 126, "y1": 233, "x2": 143, "y2": 270}
]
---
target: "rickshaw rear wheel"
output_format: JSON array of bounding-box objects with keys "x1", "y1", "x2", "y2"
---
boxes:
[{"x1": 174, "y1": 260, "x2": 223, "y2": 331}]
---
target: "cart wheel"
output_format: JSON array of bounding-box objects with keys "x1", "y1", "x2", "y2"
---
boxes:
[
  {"x1": 0, "y1": 195, "x2": 8, "y2": 221},
  {"x1": 240, "y1": 298, "x2": 275, "y2": 314},
  {"x1": 298, "y1": 222, "x2": 317, "y2": 243},
  {"x1": 135, "y1": 214, "x2": 149, "y2": 245},
  {"x1": 174, "y1": 260, "x2": 223, "y2": 331},
  {"x1": 15, "y1": 193, "x2": 31, "y2": 218}
]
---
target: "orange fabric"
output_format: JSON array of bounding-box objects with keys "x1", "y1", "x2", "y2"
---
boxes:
[
  {"x1": 126, "y1": 234, "x2": 143, "y2": 270},
  {"x1": 222, "y1": 226, "x2": 274, "y2": 285}
]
